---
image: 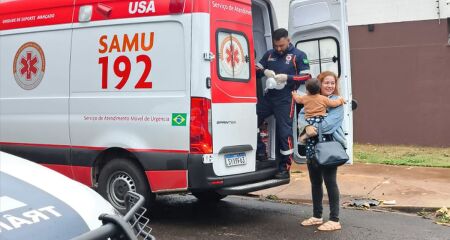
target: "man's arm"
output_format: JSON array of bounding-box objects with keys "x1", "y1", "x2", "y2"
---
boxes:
[
  {"x1": 289, "y1": 51, "x2": 311, "y2": 83},
  {"x1": 274, "y1": 51, "x2": 311, "y2": 84}
]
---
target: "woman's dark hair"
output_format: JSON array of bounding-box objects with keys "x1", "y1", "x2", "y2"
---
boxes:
[
  {"x1": 306, "y1": 78, "x2": 321, "y2": 95},
  {"x1": 272, "y1": 28, "x2": 289, "y2": 41}
]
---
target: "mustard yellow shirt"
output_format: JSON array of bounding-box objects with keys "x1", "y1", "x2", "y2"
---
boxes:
[{"x1": 293, "y1": 94, "x2": 344, "y2": 119}]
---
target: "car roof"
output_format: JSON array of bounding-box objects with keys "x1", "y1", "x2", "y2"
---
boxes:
[{"x1": 0, "y1": 151, "x2": 115, "y2": 235}]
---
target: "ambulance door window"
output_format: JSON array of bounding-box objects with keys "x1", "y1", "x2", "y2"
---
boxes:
[
  {"x1": 295, "y1": 37, "x2": 340, "y2": 77},
  {"x1": 216, "y1": 30, "x2": 250, "y2": 82}
]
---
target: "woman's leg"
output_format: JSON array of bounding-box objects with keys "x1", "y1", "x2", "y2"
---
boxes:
[
  {"x1": 323, "y1": 167, "x2": 340, "y2": 222},
  {"x1": 307, "y1": 162, "x2": 324, "y2": 219}
]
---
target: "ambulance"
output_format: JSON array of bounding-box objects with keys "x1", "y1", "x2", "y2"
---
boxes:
[{"x1": 0, "y1": 0, "x2": 353, "y2": 210}]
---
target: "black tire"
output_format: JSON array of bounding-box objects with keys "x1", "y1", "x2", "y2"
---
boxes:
[
  {"x1": 98, "y1": 158, "x2": 154, "y2": 213},
  {"x1": 192, "y1": 191, "x2": 227, "y2": 202}
]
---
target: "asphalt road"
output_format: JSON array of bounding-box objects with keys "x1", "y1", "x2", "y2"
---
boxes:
[{"x1": 148, "y1": 195, "x2": 450, "y2": 240}]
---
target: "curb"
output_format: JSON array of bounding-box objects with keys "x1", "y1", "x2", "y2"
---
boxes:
[
  {"x1": 378, "y1": 206, "x2": 441, "y2": 214},
  {"x1": 245, "y1": 193, "x2": 443, "y2": 215},
  {"x1": 245, "y1": 193, "x2": 314, "y2": 205}
]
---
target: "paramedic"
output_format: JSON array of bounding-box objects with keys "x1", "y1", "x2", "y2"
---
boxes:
[{"x1": 256, "y1": 28, "x2": 310, "y2": 179}]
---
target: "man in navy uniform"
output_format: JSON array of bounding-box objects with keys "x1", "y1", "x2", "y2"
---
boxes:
[{"x1": 256, "y1": 28, "x2": 310, "y2": 179}]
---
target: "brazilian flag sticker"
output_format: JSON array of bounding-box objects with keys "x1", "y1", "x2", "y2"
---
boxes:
[
  {"x1": 303, "y1": 58, "x2": 309, "y2": 65},
  {"x1": 172, "y1": 113, "x2": 187, "y2": 126}
]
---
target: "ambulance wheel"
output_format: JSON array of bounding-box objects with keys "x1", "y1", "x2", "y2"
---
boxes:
[
  {"x1": 98, "y1": 158, "x2": 154, "y2": 213},
  {"x1": 192, "y1": 191, "x2": 227, "y2": 202}
]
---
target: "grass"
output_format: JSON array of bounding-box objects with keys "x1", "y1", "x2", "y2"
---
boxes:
[
  {"x1": 438, "y1": 213, "x2": 450, "y2": 224},
  {"x1": 353, "y1": 144, "x2": 450, "y2": 168},
  {"x1": 265, "y1": 195, "x2": 279, "y2": 201},
  {"x1": 417, "y1": 207, "x2": 450, "y2": 226}
]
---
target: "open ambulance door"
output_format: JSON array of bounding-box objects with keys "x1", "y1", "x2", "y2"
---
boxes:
[
  {"x1": 209, "y1": 1, "x2": 258, "y2": 177},
  {"x1": 289, "y1": 0, "x2": 353, "y2": 163}
]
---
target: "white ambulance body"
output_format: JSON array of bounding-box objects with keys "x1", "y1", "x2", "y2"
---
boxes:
[{"x1": 0, "y1": 0, "x2": 352, "y2": 209}]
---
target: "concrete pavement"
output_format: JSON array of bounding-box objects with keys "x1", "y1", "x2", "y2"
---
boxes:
[{"x1": 252, "y1": 163, "x2": 450, "y2": 210}]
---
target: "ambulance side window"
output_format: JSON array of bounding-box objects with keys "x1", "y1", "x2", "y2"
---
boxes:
[
  {"x1": 216, "y1": 30, "x2": 251, "y2": 82},
  {"x1": 295, "y1": 37, "x2": 340, "y2": 77}
]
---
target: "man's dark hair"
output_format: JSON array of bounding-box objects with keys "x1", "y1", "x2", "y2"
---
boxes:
[
  {"x1": 306, "y1": 78, "x2": 321, "y2": 95},
  {"x1": 272, "y1": 28, "x2": 289, "y2": 41}
]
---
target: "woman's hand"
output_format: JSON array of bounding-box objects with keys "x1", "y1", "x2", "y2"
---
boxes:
[{"x1": 305, "y1": 125, "x2": 317, "y2": 137}]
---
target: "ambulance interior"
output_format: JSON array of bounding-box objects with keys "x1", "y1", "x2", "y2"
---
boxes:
[
  {"x1": 252, "y1": 0, "x2": 341, "y2": 161},
  {"x1": 251, "y1": 0, "x2": 350, "y2": 163},
  {"x1": 251, "y1": 0, "x2": 281, "y2": 162}
]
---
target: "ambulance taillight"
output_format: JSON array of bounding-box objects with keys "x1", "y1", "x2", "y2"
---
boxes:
[
  {"x1": 190, "y1": 98, "x2": 213, "y2": 154},
  {"x1": 169, "y1": 0, "x2": 185, "y2": 14}
]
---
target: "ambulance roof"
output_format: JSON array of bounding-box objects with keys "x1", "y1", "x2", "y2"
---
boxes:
[{"x1": 0, "y1": 0, "x2": 73, "y2": 15}]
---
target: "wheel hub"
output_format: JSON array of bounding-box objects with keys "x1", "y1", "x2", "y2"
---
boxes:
[{"x1": 107, "y1": 171, "x2": 136, "y2": 209}]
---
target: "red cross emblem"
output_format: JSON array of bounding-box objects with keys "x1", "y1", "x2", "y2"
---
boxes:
[
  {"x1": 219, "y1": 35, "x2": 245, "y2": 77},
  {"x1": 20, "y1": 52, "x2": 38, "y2": 80},
  {"x1": 226, "y1": 44, "x2": 240, "y2": 67},
  {"x1": 13, "y1": 42, "x2": 46, "y2": 90}
]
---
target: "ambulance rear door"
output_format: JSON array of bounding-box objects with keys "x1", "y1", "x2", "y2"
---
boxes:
[
  {"x1": 209, "y1": 0, "x2": 258, "y2": 176},
  {"x1": 289, "y1": 0, "x2": 353, "y2": 163}
]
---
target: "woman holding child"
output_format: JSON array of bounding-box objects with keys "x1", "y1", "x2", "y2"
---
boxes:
[{"x1": 295, "y1": 71, "x2": 346, "y2": 231}]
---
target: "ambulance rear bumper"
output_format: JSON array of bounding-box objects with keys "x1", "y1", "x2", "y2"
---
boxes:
[
  {"x1": 215, "y1": 178, "x2": 289, "y2": 195},
  {"x1": 187, "y1": 154, "x2": 289, "y2": 194}
]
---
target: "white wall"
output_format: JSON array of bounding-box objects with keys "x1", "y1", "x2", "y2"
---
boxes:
[
  {"x1": 271, "y1": 0, "x2": 450, "y2": 27},
  {"x1": 347, "y1": 0, "x2": 450, "y2": 26}
]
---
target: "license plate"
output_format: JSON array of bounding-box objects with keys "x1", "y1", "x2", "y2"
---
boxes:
[{"x1": 224, "y1": 153, "x2": 247, "y2": 167}]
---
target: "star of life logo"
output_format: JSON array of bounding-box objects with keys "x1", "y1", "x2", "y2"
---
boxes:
[
  {"x1": 13, "y1": 42, "x2": 46, "y2": 90},
  {"x1": 219, "y1": 35, "x2": 245, "y2": 77}
]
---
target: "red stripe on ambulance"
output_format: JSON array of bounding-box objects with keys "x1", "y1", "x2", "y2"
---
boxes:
[
  {"x1": 41, "y1": 164, "x2": 74, "y2": 180},
  {"x1": 72, "y1": 166, "x2": 94, "y2": 187},
  {"x1": 0, "y1": 0, "x2": 74, "y2": 31},
  {"x1": 0, "y1": 142, "x2": 188, "y2": 153},
  {"x1": 0, "y1": 0, "x2": 211, "y2": 31},
  {"x1": 145, "y1": 170, "x2": 188, "y2": 192}
]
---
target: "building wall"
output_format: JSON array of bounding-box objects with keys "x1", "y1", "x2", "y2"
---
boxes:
[
  {"x1": 350, "y1": 19, "x2": 450, "y2": 146},
  {"x1": 271, "y1": 1, "x2": 450, "y2": 146},
  {"x1": 348, "y1": 0, "x2": 450, "y2": 146}
]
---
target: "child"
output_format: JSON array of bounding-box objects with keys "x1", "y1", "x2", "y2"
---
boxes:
[{"x1": 292, "y1": 78, "x2": 345, "y2": 144}]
